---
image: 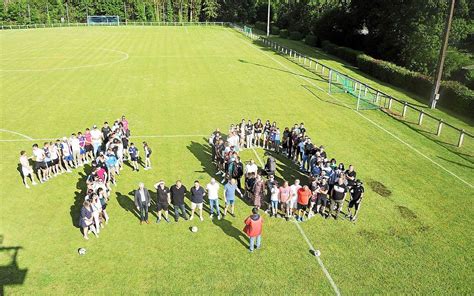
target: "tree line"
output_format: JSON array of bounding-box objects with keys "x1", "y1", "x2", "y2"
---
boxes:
[{"x1": 1, "y1": 0, "x2": 473, "y2": 88}]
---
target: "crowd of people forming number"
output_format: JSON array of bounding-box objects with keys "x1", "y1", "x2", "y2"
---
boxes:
[
  {"x1": 18, "y1": 116, "x2": 365, "y2": 241},
  {"x1": 209, "y1": 118, "x2": 365, "y2": 223},
  {"x1": 18, "y1": 116, "x2": 154, "y2": 240}
]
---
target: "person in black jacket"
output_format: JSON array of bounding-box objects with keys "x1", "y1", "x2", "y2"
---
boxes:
[
  {"x1": 134, "y1": 182, "x2": 151, "y2": 224},
  {"x1": 231, "y1": 157, "x2": 244, "y2": 190},
  {"x1": 170, "y1": 180, "x2": 188, "y2": 222}
]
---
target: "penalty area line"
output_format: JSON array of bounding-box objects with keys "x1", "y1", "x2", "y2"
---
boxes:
[{"x1": 0, "y1": 133, "x2": 209, "y2": 142}]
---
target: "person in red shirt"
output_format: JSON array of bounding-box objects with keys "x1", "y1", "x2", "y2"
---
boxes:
[
  {"x1": 297, "y1": 185, "x2": 312, "y2": 222},
  {"x1": 243, "y1": 207, "x2": 263, "y2": 252}
]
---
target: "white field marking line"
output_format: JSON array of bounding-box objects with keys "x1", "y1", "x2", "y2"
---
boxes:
[
  {"x1": 294, "y1": 221, "x2": 341, "y2": 296},
  {"x1": 0, "y1": 134, "x2": 208, "y2": 142},
  {"x1": 238, "y1": 37, "x2": 474, "y2": 189},
  {"x1": 250, "y1": 146, "x2": 341, "y2": 295},
  {"x1": 0, "y1": 48, "x2": 129, "y2": 72},
  {"x1": 0, "y1": 129, "x2": 34, "y2": 140}
]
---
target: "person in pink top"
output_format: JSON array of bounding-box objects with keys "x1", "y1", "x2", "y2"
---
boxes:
[
  {"x1": 84, "y1": 128, "x2": 94, "y2": 162},
  {"x1": 279, "y1": 181, "x2": 291, "y2": 221},
  {"x1": 121, "y1": 115, "x2": 129, "y2": 133}
]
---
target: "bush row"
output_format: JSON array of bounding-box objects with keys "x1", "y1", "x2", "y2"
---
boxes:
[
  {"x1": 321, "y1": 41, "x2": 474, "y2": 118},
  {"x1": 254, "y1": 26, "x2": 473, "y2": 118}
]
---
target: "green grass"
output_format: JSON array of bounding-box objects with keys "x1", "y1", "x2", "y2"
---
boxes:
[{"x1": 0, "y1": 26, "x2": 473, "y2": 294}]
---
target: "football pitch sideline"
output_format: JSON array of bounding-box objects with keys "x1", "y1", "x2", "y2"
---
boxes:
[{"x1": 0, "y1": 25, "x2": 473, "y2": 294}]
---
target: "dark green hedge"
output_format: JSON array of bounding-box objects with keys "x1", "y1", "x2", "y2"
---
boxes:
[
  {"x1": 271, "y1": 25, "x2": 280, "y2": 35},
  {"x1": 254, "y1": 21, "x2": 266, "y2": 32},
  {"x1": 355, "y1": 54, "x2": 473, "y2": 118},
  {"x1": 289, "y1": 31, "x2": 303, "y2": 41},
  {"x1": 321, "y1": 40, "x2": 362, "y2": 65},
  {"x1": 305, "y1": 34, "x2": 318, "y2": 47},
  {"x1": 279, "y1": 29, "x2": 289, "y2": 38}
]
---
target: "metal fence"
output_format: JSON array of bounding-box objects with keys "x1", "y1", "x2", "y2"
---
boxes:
[
  {"x1": 0, "y1": 21, "x2": 228, "y2": 30},
  {"x1": 232, "y1": 24, "x2": 473, "y2": 148}
]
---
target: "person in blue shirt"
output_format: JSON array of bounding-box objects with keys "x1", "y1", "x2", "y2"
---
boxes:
[
  {"x1": 223, "y1": 178, "x2": 242, "y2": 217},
  {"x1": 128, "y1": 143, "x2": 139, "y2": 172},
  {"x1": 105, "y1": 149, "x2": 118, "y2": 185}
]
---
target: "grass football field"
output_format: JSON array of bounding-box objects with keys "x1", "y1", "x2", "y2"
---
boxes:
[{"x1": 0, "y1": 25, "x2": 473, "y2": 295}]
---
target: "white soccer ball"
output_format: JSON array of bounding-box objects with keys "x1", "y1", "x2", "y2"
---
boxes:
[
  {"x1": 314, "y1": 249, "x2": 321, "y2": 257},
  {"x1": 191, "y1": 226, "x2": 198, "y2": 233},
  {"x1": 78, "y1": 248, "x2": 86, "y2": 255}
]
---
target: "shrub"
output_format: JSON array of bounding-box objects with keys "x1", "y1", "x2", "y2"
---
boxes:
[
  {"x1": 438, "y1": 81, "x2": 474, "y2": 117},
  {"x1": 279, "y1": 29, "x2": 289, "y2": 38},
  {"x1": 254, "y1": 21, "x2": 266, "y2": 32},
  {"x1": 321, "y1": 40, "x2": 362, "y2": 65},
  {"x1": 305, "y1": 34, "x2": 317, "y2": 47},
  {"x1": 271, "y1": 25, "x2": 280, "y2": 35},
  {"x1": 289, "y1": 31, "x2": 303, "y2": 41}
]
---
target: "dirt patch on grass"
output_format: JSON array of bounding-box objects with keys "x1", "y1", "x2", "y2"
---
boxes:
[
  {"x1": 367, "y1": 179, "x2": 392, "y2": 197},
  {"x1": 357, "y1": 229, "x2": 380, "y2": 241},
  {"x1": 397, "y1": 205, "x2": 418, "y2": 221}
]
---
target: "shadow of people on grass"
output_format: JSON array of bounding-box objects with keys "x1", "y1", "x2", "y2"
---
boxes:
[
  {"x1": 0, "y1": 235, "x2": 27, "y2": 295},
  {"x1": 187, "y1": 140, "x2": 216, "y2": 176},
  {"x1": 212, "y1": 218, "x2": 248, "y2": 248},
  {"x1": 69, "y1": 165, "x2": 92, "y2": 228},
  {"x1": 116, "y1": 191, "x2": 140, "y2": 220}
]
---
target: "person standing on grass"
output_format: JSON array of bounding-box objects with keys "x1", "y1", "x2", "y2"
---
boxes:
[
  {"x1": 32, "y1": 144, "x2": 47, "y2": 183},
  {"x1": 154, "y1": 180, "x2": 171, "y2": 223},
  {"x1": 289, "y1": 179, "x2": 301, "y2": 218},
  {"x1": 279, "y1": 181, "x2": 291, "y2": 221},
  {"x1": 190, "y1": 180, "x2": 205, "y2": 221},
  {"x1": 263, "y1": 120, "x2": 271, "y2": 149},
  {"x1": 70, "y1": 133, "x2": 82, "y2": 168},
  {"x1": 297, "y1": 185, "x2": 312, "y2": 222},
  {"x1": 231, "y1": 156, "x2": 244, "y2": 190},
  {"x1": 254, "y1": 119, "x2": 263, "y2": 147},
  {"x1": 90, "y1": 125, "x2": 102, "y2": 157},
  {"x1": 60, "y1": 137, "x2": 74, "y2": 172},
  {"x1": 245, "y1": 119, "x2": 254, "y2": 148},
  {"x1": 134, "y1": 182, "x2": 151, "y2": 224},
  {"x1": 91, "y1": 194, "x2": 103, "y2": 233},
  {"x1": 80, "y1": 200, "x2": 99, "y2": 240},
  {"x1": 84, "y1": 128, "x2": 94, "y2": 163},
  {"x1": 252, "y1": 174, "x2": 265, "y2": 210},
  {"x1": 143, "y1": 141, "x2": 152, "y2": 170},
  {"x1": 128, "y1": 143, "x2": 139, "y2": 172},
  {"x1": 345, "y1": 165, "x2": 357, "y2": 188},
  {"x1": 316, "y1": 178, "x2": 330, "y2": 216},
  {"x1": 244, "y1": 207, "x2": 263, "y2": 253},
  {"x1": 327, "y1": 177, "x2": 347, "y2": 220},
  {"x1": 19, "y1": 151, "x2": 37, "y2": 188},
  {"x1": 270, "y1": 183, "x2": 280, "y2": 218},
  {"x1": 347, "y1": 179, "x2": 364, "y2": 222},
  {"x1": 207, "y1": 178, "x2": 221, "y2": 220},
  {"x1": 224, "y1": 178, "x2": 242, "y2": 217},
  {"x1": 170, "y1": 180, "x2": 188, "y2": 222}
]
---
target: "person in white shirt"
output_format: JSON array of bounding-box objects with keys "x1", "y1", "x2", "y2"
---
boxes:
[
  {"x1": 245, "y1": 159, "x2": 258, "y2": 177},
  {"x1": 70, "y1": 133, "x2": 82, "y2": 167},
  {"x1": 90, "y1": 125, "x2": 102, "y2": 157},
  {"x1": 32, "y1": 144, "x2": 47, "y2": 182},
  {"x1": 206, "y1": 178, "x2": 221, "y2": 220},
  {"x1": 228, "y1": 132, "x2": 240, "y2": 152},
  {"x1": 270, "y1": 183, "x2": 280, "y2": 217},
  {"x1": 19, "y1": 150, "x2": 37, "y2": 188},
  {"x1": 289, "y1": 179, "x2": 301, "y2": 217},
  {"x1": 60, "y1": 138, "x2": 73, "y2": 172}
]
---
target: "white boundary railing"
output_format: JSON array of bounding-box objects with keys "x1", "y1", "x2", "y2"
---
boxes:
[{"x1": 231, "y1": 23, "x2": 473, "y2": 148}]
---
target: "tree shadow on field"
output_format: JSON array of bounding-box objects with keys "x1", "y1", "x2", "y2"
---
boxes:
[
  {"x1": 187, "y1": 140, "x2": 216, "y2": 176},
  {"x1": 0, "y1": 235, "x2": 27, "y2": 295},
  {"x1": 212, "y1": 218, "x2": 248, "y2": 248},
  {"x1": 116, "y1": 191, "x2": 140, "y2": 220},
  {"x1": 238, "y1": 59, "x2": 327, "y2": 84},
  {"x1": 70, "y1": 164, "x2": 93, "y2": 228}
]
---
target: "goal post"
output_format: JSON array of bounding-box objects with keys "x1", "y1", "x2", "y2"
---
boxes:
[{"x1": 87, "y1": 15, "x2": 120, "y2": 26}]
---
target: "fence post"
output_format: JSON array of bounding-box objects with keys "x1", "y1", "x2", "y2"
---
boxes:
[
  {"x1": 328, "y1": 69, "x2": 333, "y2": 93},
  {"x1": 402, "y1": 102, "x2": 408, "y2": 117},
  {"x1": 436, "y1": 119, "x2": 443, "y2": 136},
  {"x1": 309, "y1": 60, "x2": 312, "y2": 68},
  {"x1": 376, "y1": 91, "x2": 380, "y2": 104},
  {"x1": 388, "y1": 97, "x2": 393, "y2": 109},
  {"x1": 418, "y1": 110, "x2": 424, "y2": 125},
  {"x1": 457, "y1": 129, "x2": 465, "y2": 147}
]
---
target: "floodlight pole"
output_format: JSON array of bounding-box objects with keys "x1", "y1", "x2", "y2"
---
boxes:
[
  {"x1": 27, "y1": 4, "x2": 31, "y2": 22},
  {"x1": 429, "y1": 0, "x2": 456, "y2": 109},
  {"x1": 266, "y1": 0, "x2": 271, "y2": 36}
]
